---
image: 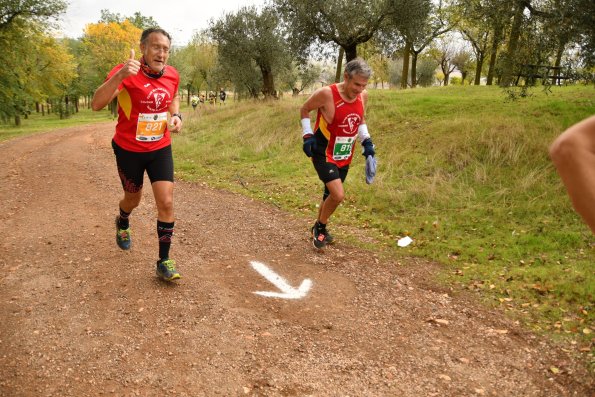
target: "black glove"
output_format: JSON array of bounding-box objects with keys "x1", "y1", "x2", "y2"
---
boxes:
[
  {"x1": 362, "y1": 138, "x2": 375, "y2": 157},
  {"x1": 303, "y1": 134, "x2": 316, "y2": 157}
]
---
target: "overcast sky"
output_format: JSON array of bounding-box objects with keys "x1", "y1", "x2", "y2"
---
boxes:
[{"x1": 58, "y1": 0, "x2": 267, "y2": 46}]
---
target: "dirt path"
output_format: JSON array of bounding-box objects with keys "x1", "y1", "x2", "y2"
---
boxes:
[{"x1": 0, "y1": 124, "x2": 592, "y2": 397}]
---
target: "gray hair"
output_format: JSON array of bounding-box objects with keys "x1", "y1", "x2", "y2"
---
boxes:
[
  {"x1": 344, "y1": 58, "x2": 372, "y2": 79},
  {"x1": 141, "y1": 28, "x2": 172, "y2": 45}
]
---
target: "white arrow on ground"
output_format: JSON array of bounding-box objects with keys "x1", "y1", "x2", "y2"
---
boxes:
[{"x1": 250, "y1": 261, "x2": 312, "y2": 299}]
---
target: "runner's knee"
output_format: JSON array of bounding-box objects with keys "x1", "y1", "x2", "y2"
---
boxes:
[
  {"x1": 550, "y1": 133, "x2": 581, "y2": 165},
  {"x1": 156, "y1": 196, "x2": 174, "y2": 214}
]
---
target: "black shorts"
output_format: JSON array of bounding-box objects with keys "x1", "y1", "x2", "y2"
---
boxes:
[
  {"x1": 312, "y1": 154, "x2": 349, "y2": 184},
  {"x1": 111, "y1": 140, "x2": 174, "y2": 193}
]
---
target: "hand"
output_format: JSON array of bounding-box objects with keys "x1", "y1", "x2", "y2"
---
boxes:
[
  {"x1": 362, "y1": 138, "x2": 375, "y2": 157},
  {"x1": 169, "y1": 115, "x2": 182, "y2": 133},
  {"x1": 303, "y1": 134, "x2": 316, "y2": 157},
  {"x1": 119, "y1": 49, "x2": 140, "y2": 78}
]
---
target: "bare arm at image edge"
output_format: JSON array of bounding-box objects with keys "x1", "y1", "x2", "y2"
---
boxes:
[{"x1": 549, "y1": 115, "x2": 595, "y2": 234}]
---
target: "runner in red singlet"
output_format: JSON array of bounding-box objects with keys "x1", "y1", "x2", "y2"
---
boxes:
[
  {"x1": 300, "y1": 58, "x2": 377, "y2": 249},
  {"x1": 91, "y1": 28, "x2": 183, "y2": 281}
]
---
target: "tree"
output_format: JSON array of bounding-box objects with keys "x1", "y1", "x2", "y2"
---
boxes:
[
  {"x1": 80, "y1": 20, "x2": 142, "y2": 115},
  {"x1": 388, "y1": 0, "x2": 451, "y2": 88},
  {"x1": 210, "y1": 6, "x2": 289, "y2": 98},
  {"x1": 80, "y1": 20, "x2": 142, "y2": 89},
  {"x1": 454, "y1": 0, "x2": 512, "y2": 85},
  {"x1": 168, "y1": 32, "x2": 218, "y2": 103},
  {"x1": 0, "y1": 0, "x2": 66, "y2": 31},
  {"x1": 98, "y1": 9, "x2": 159, "y2": 30},
  {"x1": 430, "y1": 38, "x2": 457, "y2": 85},
  {"x1": 452, "y1": 48, "x2": 474, "y2": 84},
  {"x1": 0, "y1": 0, "x2": 73, "y2": 124},
  {"x1": 573, "y1": 0, "x2": 595, "y2": 67},
  {"x1": 416, "y1": 55, "x2": 438, "y2": 86},
  {"x1": 1, "y1": 28, "x2": 76, "y2": 124},
  {"x1": 274, "y1": 0, "x2": 390, "y2": 62},
  {"x1": 498, "y1": 0, "x2": 556, "y2": 86},
  {"x1": 359, "y1": 40, "x2": 391, "y2": 88},
  {"x1": 279, "y1": 62, "x2": 322, "y2": 96}
]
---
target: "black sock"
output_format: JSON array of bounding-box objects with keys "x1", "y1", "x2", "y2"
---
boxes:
[
  {"x1": 157, "y1": 220, "x2": 175, "y2": 261},
  {"x1": 118, "y1": 208, "x2": 131, "y2": 229},
  {"x1": 316, "y1": 221, "x2": 326, "y2": 231}
]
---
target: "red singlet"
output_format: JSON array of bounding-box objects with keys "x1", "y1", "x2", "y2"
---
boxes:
[
  {"x1": 314, "y1": 84, "x2": 365, "y2": 168},
  {"x1": 106, "y1": 64, "x2": 180, "y2": 153}
]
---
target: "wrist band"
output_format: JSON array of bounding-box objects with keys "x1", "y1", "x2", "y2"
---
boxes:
[
  {"x1": 357, "y1": 123, "x2": 370, "y2": 143},
  {"x1": 301, "y1": 118, "x2": 313, "y2": 137}
]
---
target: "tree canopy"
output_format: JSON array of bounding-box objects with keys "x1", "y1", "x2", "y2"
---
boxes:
[
  {"x1": 210, "y1": 6, "x2": 290, "y2": 98},
  {"x1": 274, "y1": 0, "x2": 391, "y2": 62}
]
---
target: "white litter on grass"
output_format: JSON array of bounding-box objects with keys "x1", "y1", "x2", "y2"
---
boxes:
[{"x1": 397, "y1": 236, "x2": 413, "y2": 247}]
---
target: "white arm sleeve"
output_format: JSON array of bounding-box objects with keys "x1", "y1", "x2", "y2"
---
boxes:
[
  {"x1": 301, "y1": 118, "x2": 313, "y2": 137},
  {"x1": 358, "y1": 123, "x2": 371, "y2": 143}
]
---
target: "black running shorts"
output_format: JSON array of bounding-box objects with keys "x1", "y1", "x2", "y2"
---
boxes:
[
  {"x1": 111, "y1": 140, "x2": 174, "y2": 193},
  {"x1": 312, "y1": 154, "x2": 349, "y2": 184}
]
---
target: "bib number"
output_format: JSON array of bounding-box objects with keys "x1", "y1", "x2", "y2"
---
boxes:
[
  {"x1": 333, "y1": 136, "x2": 355, "y2": 160},
  {"x1": 136, "y1": 112, "x2": 167, "y2": 142}
]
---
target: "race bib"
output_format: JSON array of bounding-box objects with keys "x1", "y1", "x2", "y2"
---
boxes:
[
  {"x1": 136, "y1": 112, "x2": 167, "y2": 142},
  {"x1": 333, "y1": 136, "x2": 355, "y2": 160}
]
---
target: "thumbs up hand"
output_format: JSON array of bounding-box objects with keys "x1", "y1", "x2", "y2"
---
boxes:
[{"x1": 120, "y1": 48, "x2": 140, "y2": 78}]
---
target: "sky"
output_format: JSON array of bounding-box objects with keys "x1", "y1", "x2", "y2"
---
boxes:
[{"x1": 58, "y1": 0, "x2": 267, "y2": 46}]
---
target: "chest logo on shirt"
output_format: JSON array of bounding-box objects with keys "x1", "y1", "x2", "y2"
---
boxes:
[
  {"x1": 337, "y1": 113, "x2": 361, "y2": 135},
  {"x1": 142, "y1": 87, "x2": 170, "y2": 112}
]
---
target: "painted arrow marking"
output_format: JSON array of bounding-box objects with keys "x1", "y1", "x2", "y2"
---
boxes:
[{"x1": 250, "y1": 261, "x2": 312, "y2": 299}]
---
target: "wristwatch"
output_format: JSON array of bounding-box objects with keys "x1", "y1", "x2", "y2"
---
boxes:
[{"x1": 172, "y1": 113, "x2": 182, "y2": 121}]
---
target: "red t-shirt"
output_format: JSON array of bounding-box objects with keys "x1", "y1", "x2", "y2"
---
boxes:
[
  {"x1": 314, "y1": 84, "x2": 365, "y2": 168},
  {"x1": 106, "y1": 64, "x2": 180, "y2": 152}
]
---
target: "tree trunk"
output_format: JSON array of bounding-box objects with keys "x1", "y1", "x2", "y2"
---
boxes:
[
  {"x1": 15, "y1": 114, "x2": 21, "y2": 126},
  {"x1": 64, "y1": 96, "x2": 70, "y2": 118},
  {"x1": 261, "y1": 67, "x2": 275, "y2": 98},
  {"x1": 500, "y1": 0, "x2": 524, "y2": 87},
  {"x1": 553, "y1": 40, "x2": 565, "y2": 85},
  {"x1": 344, "y1": 44, "x2": 357, "y2": 63},
  {"x1": 487, "y1": 24, "x2": 503, "y2": 85},
  {"x1": 36, "y1": 102, "x2": 40, "y2": 113},
  {"x1": 335, "y1": 47, "x2": 345, "y2": 83},
  {"x1": 401, "y1": 40, "x2": 412, "y2": 89},
  {"x1": 41, "y1": 104, "x2": 45, "y2": 116},
  {"x1": 411, "y1": 51, "x2": 419, "y2": 88},
  {"x1": 474, "y1": 54, "x2": 484, "y2": 85}
]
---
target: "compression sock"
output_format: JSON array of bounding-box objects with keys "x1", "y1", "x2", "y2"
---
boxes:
[
  {"x1": 118, "y1": 208, "x2": 131, "y2": 230},
  {"x1": 316, "y1": 221, "x2": 327, "y2": 232},
  {"x1": 157, "y1": 220, "x2": 175, "y2": 261}
]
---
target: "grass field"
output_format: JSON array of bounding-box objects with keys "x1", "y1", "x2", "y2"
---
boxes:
[
  {"x1": 176, "y1": 85, "x2": 594, "y2": 347},
  {"x1": 0, "y1": 106, "x2": 114, "y2": 142}
]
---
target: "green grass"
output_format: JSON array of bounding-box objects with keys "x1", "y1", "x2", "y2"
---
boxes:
[
  {"x1": 176, "y1": 86, "x2": 594, "y2": 346},
  {"x1": 0, "y1": 106, "x2": 114, "y2": 142}
]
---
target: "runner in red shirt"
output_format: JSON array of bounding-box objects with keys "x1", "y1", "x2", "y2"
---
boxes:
[
  {"x1": 300, "y1": 58, "x2": 377, "y2": 249},
  {"x1": 91, "y1": 28, "x2": 183, "y2": 281}
]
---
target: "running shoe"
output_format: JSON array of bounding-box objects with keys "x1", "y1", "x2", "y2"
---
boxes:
[
  {"x1": 312, "y1": 224, "x2": 327, "y2": 249},
  {"x1": 115, "y1": 216, "x2": 131, "y2": 250},
  {"x1": 156, "y1": 259, "x2": 181, "y2": 281}
]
